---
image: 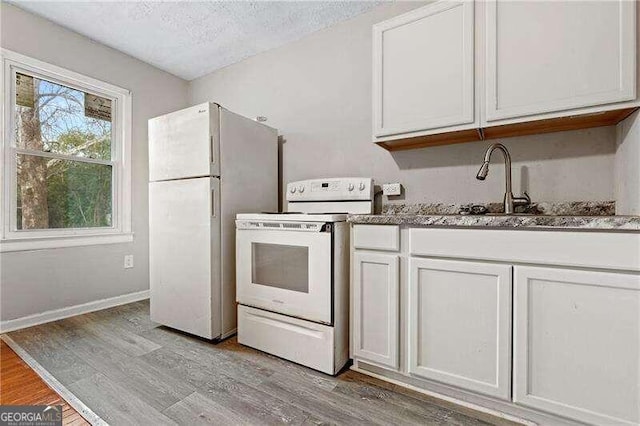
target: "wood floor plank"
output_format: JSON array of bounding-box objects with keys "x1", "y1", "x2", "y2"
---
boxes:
[
  {"x1": 69, "y1": 342, "x2": 195, "y2": 411},
  {"x1": 66, "y1": 312, "x2": 161, "y2": 357},
  {"x1": 67, "y1": 373, "x2": 177, "y2": 425},
  {"x1": 8, "y1": 323, "x2": 97, "y2": 387},
  {"x1": 332, "y1": 377, "x2": 486, "y2": 426},
  {"x1": 7, "y1": 300, "x2": 514, "y2": 426},
  {"x1": 216, "y1": 336, "x2": 338, "y2": 392},
  {"x1": 259, "y1": 368, "x2": 457, "y2": 426},
  {"x1": 164, "y1": 391, "x2": 253, "y2": 425},
  {"x1": 171, "y1": 384, "x2": 315, "y2": 425},
  {"x1": 92, "y1": 301, "x2": 159, "y2": 334},
  {"x1": 142, "y1": 347, "x2": 319, "y2": 425},
  {"x1": 338, "y1": 371, "x2": 519, "y2": 426},
  {"x1": 257, "y1": 376, "x2": 369, "y2": 425},
  {"x1": 140, "y1": 327, "x2": 274, "y2": 386},
  {"x1": 0, "y1": 340, "x2": 90, "y2": 426}
]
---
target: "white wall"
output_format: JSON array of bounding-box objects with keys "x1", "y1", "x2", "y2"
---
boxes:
[
  {"x1": 0, "y1": 3, "x2": 189, "y2": 323},
  {"x1": 189, "y1": 2, "x2": 617, "y2": 208},
  {"x1": 616, "y1": 110, "x2": 640, "y2": 215},
  {"x1": 0, "y1": 1, "x2": 627, "y2": 325}
]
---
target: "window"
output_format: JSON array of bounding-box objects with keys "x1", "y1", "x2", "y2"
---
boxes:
[{"x1": 1, "y1": 50, "x2": 132, "y2": 251}]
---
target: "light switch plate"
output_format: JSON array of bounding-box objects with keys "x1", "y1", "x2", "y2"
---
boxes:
[{"x1": 382, "y1": 183, "x2": 402, "y2": 196}]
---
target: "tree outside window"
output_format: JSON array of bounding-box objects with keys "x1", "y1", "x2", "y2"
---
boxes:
[{"x1": 15, "y1": 73, "x2": 114, "y2": 230}]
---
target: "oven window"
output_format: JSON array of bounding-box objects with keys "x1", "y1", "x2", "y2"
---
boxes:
[{"x1": 251, "y1": 243, "x2": 309, "y2": 293}]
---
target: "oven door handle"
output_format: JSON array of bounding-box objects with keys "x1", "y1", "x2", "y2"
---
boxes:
[{"x1": 235, "y1": 220, "x2": 331, "y2": 232}]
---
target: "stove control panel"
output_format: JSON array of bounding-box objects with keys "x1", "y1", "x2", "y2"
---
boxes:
[{"x1": 286, "y1": 178, "x2": 374, "y2": 202}]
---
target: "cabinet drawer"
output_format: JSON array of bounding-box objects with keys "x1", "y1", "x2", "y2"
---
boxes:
[
  {"x1": 409, "y1": 228, "x2": 640, "y2": 272},
  {"x1": 353, "y1": 225, "x2": 399, "y2": 251}
]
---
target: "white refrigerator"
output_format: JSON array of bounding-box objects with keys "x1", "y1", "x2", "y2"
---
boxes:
[{"x1": 148, "y1": 102, "x2": 277, "y2": 340}]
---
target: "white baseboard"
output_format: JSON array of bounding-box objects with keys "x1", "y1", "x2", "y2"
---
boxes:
[
  {"x1": 351, "y1": 364, "x2": 531, "y2": 425},
  {"x1": 351, "y1": 360, "x2": 582, "y2": 426},
  {"x1": 0, "y1": 290, "x2": 149, "y2": 333}
]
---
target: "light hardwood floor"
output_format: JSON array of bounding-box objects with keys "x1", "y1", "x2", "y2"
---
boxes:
[
  {"x1": 6, "y1": 301, "x2": 513, "y2": 425},
  {"x1": 0, "y1": 340, "x2": 89, "y2": 425}
]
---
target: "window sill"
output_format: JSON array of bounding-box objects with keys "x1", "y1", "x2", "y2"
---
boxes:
[{"x1": 0, "y1": 233, "x2": 134, "y2": 252}]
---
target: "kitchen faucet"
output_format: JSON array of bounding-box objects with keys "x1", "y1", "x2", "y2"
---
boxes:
[{"x1": 476, "y1": 143, "x2": 531, "y2": 214}]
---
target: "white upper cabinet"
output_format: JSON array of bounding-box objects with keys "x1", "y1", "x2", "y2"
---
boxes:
[
  {"x1": 373, "y1": 0, "x2": 639, "y2": 148},
  {"x1": 484, "y1": 0, "x2": 637, "y2": 123},
  {"x1": 373, "y1": 1, "x2": 476, "y2": 140}
]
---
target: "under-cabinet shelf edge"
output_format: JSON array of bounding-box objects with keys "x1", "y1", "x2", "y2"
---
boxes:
[{"x1": 377, "y1": 107, "x2": 639, "y2": 151}]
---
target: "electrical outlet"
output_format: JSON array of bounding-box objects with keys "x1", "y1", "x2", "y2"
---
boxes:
[
  {"x1": 382, "y1": 183, "x2": 402, "y2": 196},
  {"x1": 124, "y1": 255, "x2": 134, "y2": 269}
]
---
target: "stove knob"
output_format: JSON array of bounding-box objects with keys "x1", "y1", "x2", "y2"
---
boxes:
[
  {"x1": 359, "y1": 182, "x2": 366, "y2": 191},
  {"x1": 290, "y1": 186, "x2": 296, "y2": 194},
  {"x1": 298, "y1": 185, "x2": 305, "y2": 193},
  {"x1": 348, "y1": 183, "x2": 354, "y2": 191}
]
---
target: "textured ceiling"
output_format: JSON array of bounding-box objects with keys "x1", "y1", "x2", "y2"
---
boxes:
[{"x1": 10, "y1": 1, "x2": 384, "y2": 80}]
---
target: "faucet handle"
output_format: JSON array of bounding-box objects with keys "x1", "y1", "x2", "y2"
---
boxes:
[{"x1": 514, "y1": 191, "x2": 531, "y2": 207}]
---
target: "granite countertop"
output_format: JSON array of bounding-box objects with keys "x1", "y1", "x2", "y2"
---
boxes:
[{"x1": 347, "y1": 201, "x2": 640, "y2": 231}]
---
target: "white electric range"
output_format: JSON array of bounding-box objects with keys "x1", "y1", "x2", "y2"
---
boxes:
[{"x1": 235, "y1": 177, "x2": 374, "y2": 375}]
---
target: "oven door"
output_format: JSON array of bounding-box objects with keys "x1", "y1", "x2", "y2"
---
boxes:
[{"x1": 236, "y1": 221, "x2": 332, "y2": 324}]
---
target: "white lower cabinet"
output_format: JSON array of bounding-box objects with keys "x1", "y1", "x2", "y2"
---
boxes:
[
  {"x1": 514, "y1": 266, "x2": 640, "y2": 425},
  {"x1": 351, "y1": 225, "x2": 640, "y2": 425},
  {"x1": 408, "y1": 258, "x2": 513, "y2": 400},
  {"x1": 352, "y1": 252, "x2": 400, "y2": 369}
]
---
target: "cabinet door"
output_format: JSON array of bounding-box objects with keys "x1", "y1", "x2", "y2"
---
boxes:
[
  {"x1": 408, "y1": 258, "x2": 512, "y2": 400},
  {"x1": 352, "y1": 252, "x2": 399, "y2": 369},
  {"x1": 514, "y1": 266, "x2": 640, "y2": 425},
  {"x1": 485, "y1": 0, "x2": 636, "y2": 122},
  {"x1": 373, "y1": 1, "x2": 475, "y2": 138}
]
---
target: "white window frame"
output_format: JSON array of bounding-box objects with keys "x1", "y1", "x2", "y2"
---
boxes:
[{"x1": 0, "y1": 49, "x2": 132, "y2": 252}]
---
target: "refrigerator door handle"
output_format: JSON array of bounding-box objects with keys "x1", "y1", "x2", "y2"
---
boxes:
[
  {"x1": 210, "y1": 135, "x2": 214, "y2": 165},
  {"x1": 211, "y1": 188, "x2": 216, "y2": 217}
]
